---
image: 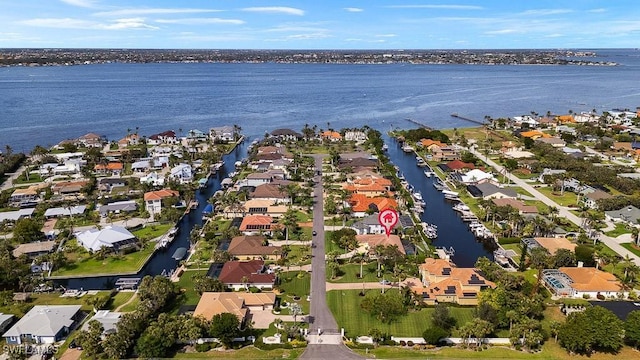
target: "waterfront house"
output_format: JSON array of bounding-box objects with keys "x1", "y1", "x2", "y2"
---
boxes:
[
  {"x1": 431, "y1": 146, "x2": 460, "y2": 161},
  {"x1": 455, "y1": 169, "x2": 496, "y2": 185},
  {"x1": 210, "y1": 126, "x2": 235, "y2": 142},
  {"x1": 250, "y1": 183, "x2": 290, "y2": 204},
  {"x1": 94, "y1": 162, "x2": 123, "y2": 176},
  {"x1": 98, "y1": 200, "x2": 137, "y2": 217},
  {"x1": 522, "y1": 237, "x2": 576, "y2": 255},
  {"x1": 169, "y1": 163, "x2": 193, "y2": 184},
  {"x1": 228, "y1": 235, "x2": 281, "y2": 260},
  {"x1": 356, "y1": 234, "x2": 405, "y2": 255},
  {"x1": 348, "y1": 193, "x2": 398, "y2": 218},
  {"x1": 420, "y1": 139, "x2": 446, "y2": 150},
  {"x1": 77, "y1": 132, "x2": 103, "y2": 148},
  {"x1": 466, "y1": 182, "x2": 517, "y2": 200},
  {"x1": 12, "y1": 241, "x2": 56, "y2": 259},
  {"x1": 605, "y1": 205, "x2": 640, "y2": 225},
  {"x1": 491, "y1": 198, "x2": 538, "y2": 215},
  {"x1": 3, "y1": 305, "x2": 83, "y2": 345},
  {"x1": 193, "y1": 292, "x2": 275, "y2": 326},
  {"x1": 76, "y1": 226, "x2": 137, "y2": 252},
  {"x1": 345, "y1": 130, "x2": 368, "y2": 143},
  {"x1": 441, "y1": 159, "x2": 475, "y2": 172},
  {"x1": 321, "y1": 130, "x2": 342, "y2": 142},
  {"x1": 337, "y1": 157, "x2": 378, "y2": 172},
  {"x1": 223, "y1": 199, "x2": 289, "y2": 219},
  {"x1": 244, "y1": 173, "x2": 274, "y2": 187},
  {"x1": 186, "y1": 129, "x2": 208, "y2": 142},
  {"x1": 218, "y1": 260, "x2": 276, "y2": 290},
  {"x1": 117, "y1": 134, "x2": 140, "y2": 148},
  {"x1": 9, "y1": 186, "x2": 41, "y2": 206},
  {"x1": 270, "y1": 128, "x2": 302, "y2": 141},
  {"x1": 144, "y1": 189, "x2": 179, "y2": 215},
  {"x1": 343, "y1": 177, "x2": 393, "y2": 198},
  {"x1": 238, "y1": 215, "x2": 279, "y2": 235},
  {"x1": 542, "y1": 267, "x2": 625, "y2": 299},
  {"x1": 147, "y1": 130, "x2": 177, "y2": 145},
  {"x1": 411, "y1": 258, "x2": 495, "y2": 306},
  {"x1": 82, "y1": 310, "x2": 121, "y2": 336},
  {"x1": 351, "y1": 213, "x2": 389, "y2": 235}
]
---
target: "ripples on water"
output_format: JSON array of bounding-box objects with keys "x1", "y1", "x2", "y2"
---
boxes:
[{"x1": 2, "y1": 49, "x2": 640, "y2": 151}]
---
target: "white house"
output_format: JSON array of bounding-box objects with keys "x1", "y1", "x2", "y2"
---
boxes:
[
  {"x1": 543, "y1": 267, "x2": 627, "y2": 299},
  {"x1": 3, "y1": 305, "x2": 82, "y2": 344},
  {"x1": 76, "y1": 226, "x2": 137, "y2": 252},
  {"x1": 459, "y1": 169, "x2": 495, "y2": 184},
  {"x1": 169, "y1": 163, "x2": 193, "y2": 184},
  {"x1": 344, "y1": 131, "x2": 368, "y2": 143},
  {"x1": 144, "y1": 189, "x2": 179, "y2": 215},
  {"x1": 210, "y1": 126, "x2": 235, "y2": 142},
  {"x1": 140, "y1": 171, "x2": 165, "y2": 187},
  {"x1": 350, "y1": 213, "x2": 386, "y2": 235}
]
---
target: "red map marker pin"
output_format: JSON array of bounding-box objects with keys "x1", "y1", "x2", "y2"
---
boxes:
[{"x1": 378, "y1": 209, "x2": 398, "y2": 237}]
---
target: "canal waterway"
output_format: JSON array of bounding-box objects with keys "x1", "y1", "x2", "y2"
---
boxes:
[
  {"x1": 53, "y1": 140, "x2": 250, "y2": 290},
  {"x1": 384, "y1": 135, "x2": 495, "y2": 267}
]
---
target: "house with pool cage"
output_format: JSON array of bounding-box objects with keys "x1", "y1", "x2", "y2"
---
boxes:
[{"x1": 542, "y1": 267, "x2": 627, "y2": 299}]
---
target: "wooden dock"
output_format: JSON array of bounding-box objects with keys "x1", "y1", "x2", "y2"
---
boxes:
[{"x1": 450, "y1": 113, "x2": 488, "y2": 126}]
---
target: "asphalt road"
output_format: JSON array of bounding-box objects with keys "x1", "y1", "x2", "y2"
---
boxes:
[
  {"x1": 300, "y1": 154, "x2": 364, "y2": 360},
  {"x1": 470, "y1": 147, "x2": 640, "y2": 266}
]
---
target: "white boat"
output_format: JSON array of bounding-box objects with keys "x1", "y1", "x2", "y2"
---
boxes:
[
  {"x1": 442, "y1": 190, "x2": 459, "y2": 197},
  {"x1": 382, "y1": 144, "x2": 389, "y2": 151},
  {"x1": 413, "y1": 191, "x2": 424, "y2": 202},
  {"x1": 424, "y1": 170, "x2": 434, "y2": 177},
  {"x1": 452, "y1": 203, "x2": 470, "y2": 212},
  {"x1": 402, "y1": 145, "x2": 415, "y2": 153}
]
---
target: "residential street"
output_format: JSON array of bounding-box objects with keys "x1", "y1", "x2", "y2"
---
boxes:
[
  {"x1": 300, "y1": 154, "x2": 364, "y2": 359},
  {"x1": 470, "y1": 148, "x2": 640, "y2": 265}
]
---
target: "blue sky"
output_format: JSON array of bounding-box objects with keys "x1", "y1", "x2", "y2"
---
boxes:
[{"x1": 1, "y1": 0, "x2": 640, "y2": 49}]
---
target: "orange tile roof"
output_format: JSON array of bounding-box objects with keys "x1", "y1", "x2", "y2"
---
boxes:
[
  {"x1": 349, "y1": 193, "x2": 397, "y2": 212},
  {"x1": 420, "y1": 139, "x2": 446, "y2": 148},
  {"x1": 94, "y1": 162, "x2": 123, "y2": 171},
  {"x1": 533, "y1": 237, "x2": 576, "y2": 255},
  {"x1": 520, "y1": 130, "x2": 545, "y2": 138},
  {"x1": 557, "y1": 115, "x2": 576, "y2": 123},
  {"x1": 144, "y1": 189, "x2": 179, "y2": 201},
  {"x1": 356, "y1": 234, "x2": 405, "y2": 254},
  {"x1": 321, "y1": 131, "x2": 342, "y2": 139},
  {"x1": 559, "y1": 267, "x2": 622, "y2": 292},
  {"x1": 193, "y1": 292, "x2": 247, "y2": 322},
  {"x1": 239, "y1": 215, "x2": 277, "y2": 231}
]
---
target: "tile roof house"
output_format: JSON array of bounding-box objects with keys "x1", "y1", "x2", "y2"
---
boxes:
[
  {"x1": 218, "y1": 260, "x2": 276, "y2": 290},
  {"x1": 223, "y1": 199, "x2": 289, "y2": 219},
  {"x1": 356, "y1": 234, "x2": 405, "y2": 255},
  {"x1": 321, "y1": 130, "x2": 342, "y2": 141},
  {"x1": 420, "y1": 139, "x2": 447, "y2": 149},
  {"x1": 343, "y1": 177, "x2": 393, "y2": 198},
  {"x1": 443, "y1": 160, "x2": 475, "y2": 172},
  {"x1": 94, "y1": 162, "x2": 123, "y2": 176},
  {"x1": 431, "y1": 146, "x2": 460, "y2": 161},
  {"x1": 522, "y1": 237, "x2": 576, "y2": 255},
  {"x1": 76, "y1": 226, "x2": 137, "y2": 252},
  {"x1": 228, "y1": 235, "x2": 282, "y2": 260},
  {"x1": 147, "y1": 130, "x2": 178, "y2": 145},
  {"x1": 238, "y1": 215, "x2": 279, "y2": 235},
  {"x1": 51, "y1": 180, "x2": 90, "y2": 195},
  {"x1": 144, "y1": 189, "x2": 180, "y2": 215},
  {"x1": 12, "y1": 241, "x2": 56, "y2": 258},
  {"x1": 3, "y1": 305, "x2": 83, "y2": 344},
  {"x1": 337, "y1": 157, "x2": 378, "y2": 171},
  {"x1": 270, "y1": 128, "x2": 302, "y2": 141},
  {"x1": 411, "y1": 258, "x2": 495, "y2": 306},
  {"x1": 250, "y1": 183, "x2": 290, "y2": 204},
  {"x1": 348, "y1": 194, "x2": 398, "y2": 217},
  {"x1": 543, "y1": 267, "x2": 625, "y2": 299},
  {"x1": 193, "y1": 292, "x2": 276, "y2": 326},
  {"x1": 209, "y1": 126, "x2": 235, "y2": 142},
  {"x1": 77, "y1": 132, "x2": 103, "y2": 148},
  {"x1": 535, "y1": 137, "x2": 567, "y2": 147},
  {"x1": 491, "y1": 198, "x2": 538, "y2": 214}
]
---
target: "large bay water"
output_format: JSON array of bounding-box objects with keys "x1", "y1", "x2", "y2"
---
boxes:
[{"x1": 2, "y1": 49, "x2": 640, "y2": 152}]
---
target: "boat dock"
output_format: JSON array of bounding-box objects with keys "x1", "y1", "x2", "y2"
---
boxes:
[
  {"x1": 404, "y1": 118, "x2": 433, "y2": 130},
  {"x1": 450, "y1": 113, "x2": 488, "y2": 126},
  {"x1": 115, "y1": 277, "x2": 141, "y2": 290}
]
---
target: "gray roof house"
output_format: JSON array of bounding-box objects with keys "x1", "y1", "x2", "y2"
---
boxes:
[
  {"x1": 76, "y1": 226, "x2": 137, "y2": 252},
  {"x1": 351, "y1": 213, "x2": 386, "y2": 235},
  {"x1": 44, "y1": 205, "x2": 87, "y2": 218},
  {"x1": 0, "y1": 313, "x2": 14, "y2": 334},
  {"x1": 3, "y1": 305, "x2": 82, "y2": 344},
  {"x1": 605, "y1": 205, "x2": 640, "y2": 225},
  {"x1": 82, "y1": 310, "x2": 122, "y2": 336},
  {"x1": 98, "y1": 200, "x2": 137, "y2": 217},
  {"x1": 467, "y1": 183, "x2": 518, "y2": 200}
]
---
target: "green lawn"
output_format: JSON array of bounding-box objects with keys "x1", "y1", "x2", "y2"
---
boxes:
[
  {"x1": 284, "y1": 245, "x2": 312, "y2": 266},
  {"x1": 621, "y1": 242, "x2": 640, "y2": 257},
  {"x1": 604, "y1": 223, "x2": 632, "y2": 238},
  {"x1": 327, "y1": 289, "x2": 475, "y2": 337},
  {"x1": 173, "y1": 347, "x2": 302, "y2": 359},
  {"x1": 0, "y1": 291, "x2": 111, "y2": 317},
  {"x1": 132, "y1": 223, "x2": 172, "y2": 240},
  {"x1": 277, "y1": 271, "x2": 310, "y2": 314},
  {"x1": 108, "y1": 291, "x2": 135, "y2": 310},
  {"x1": 52, "y1": 242, "x2": 156, "y2": 277},
  {"x1": 327, "y1": 262, "x2": 382, "y2": 283},
  {"x1": 325, "y1": 233, "x2": 347, "y2": 255},
  {"x1": 174, "y1": 270, "x2": 208, "y2": 308},
  {"x1": 535, "y1": 187, "x2": 579, "y2": 207}
]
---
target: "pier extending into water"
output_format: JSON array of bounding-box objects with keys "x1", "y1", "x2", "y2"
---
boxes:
[
  {"x1": 450, "y1": 113, "x2": 488, "y2": 126},
  {"x1": 404, "y1": 118, "x2": 433, "y2": 130}
]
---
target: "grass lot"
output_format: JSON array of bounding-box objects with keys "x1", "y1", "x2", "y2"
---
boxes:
[
  {"x1": 119, "y1": 296, "x2": 141, "y2": 312},
  {"x1": 52, "y1": 224, "x2": 172, "y2": 276},
  {"x1": 502, "y1": 244, "x2": 522, "y2": 265},
  {"x1": 277, "y1": 271, "x2": 310, "y2": 315},
  {"x1": 328, "y1": 289, "x2": 475, "y2": 337},
  {"x1": 284, "y1": 245, "x2": 312, "y2": 266},
  {"x1": 325, "y1": 233, "x2": 347, "y2": 255},
  {"x1": 108, "y1": 291, "x2": 135, "y2": 310},
  {"x1": 621, "y1": 242, "x2": 640, "y2": 257},
  {"x1": 327, "y1": 263, "x2": 382, "y2": 283},
  {"x1": 535, "y1": 187, "x2": 579, "y2": 207},
  {"x1": 0, "y1": 291, "x2": 110, "y2": 317},
  {"x1": 604, "y1": 223, "x2": 632, "y2": 238},
  {"x1": 174, "y1": 347, "x2": 302, "y2": 359}
]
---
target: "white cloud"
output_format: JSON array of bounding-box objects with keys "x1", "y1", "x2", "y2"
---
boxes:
[
  {"x1": 21, "y1": 17, "x2": 158, "y2": 30},
  {"x1": 519, "y1": 9, "x2": 573, "y2": 16},
  {"x1": 545, "y1": 33, "x2": 564, "y2": 38},
  {"x1": 241, "y1": 7, "x2": 305, "y2": 16},
  {"x1": 60, "y1": 0, "x2": 99, "y2": 8},
  {"x1": 375, "y1": 34, "x2": 397, "y2": 38},
  {"x1": 588, "y1": 8, "x2": 607, "y2": 13},
  {"x1": 94, "y1": 8, "x2": 222, "y2": 17},
  {"x1": 344, "y1": 8, "x2": 363, "y2": 13},
  {"x1": 266, "y1": 25, "x2": 328, "y2": 33},
  {"x1": 484, "y1": 29, "x2": 520, "y2": 35},
  {"x1": 156, "y1": 18, "x2": 245, "y2": 25},
  {"x1": 285, "y1": 33, "x2": 331, "y2": 40},
  {"x1": 386, "y1": 5, "x2": 483, "y2": 10}
]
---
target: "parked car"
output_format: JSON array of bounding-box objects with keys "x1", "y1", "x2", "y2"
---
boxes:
[{"x1": 379, "y1": 279, "x2": 391, "y2": 285}]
